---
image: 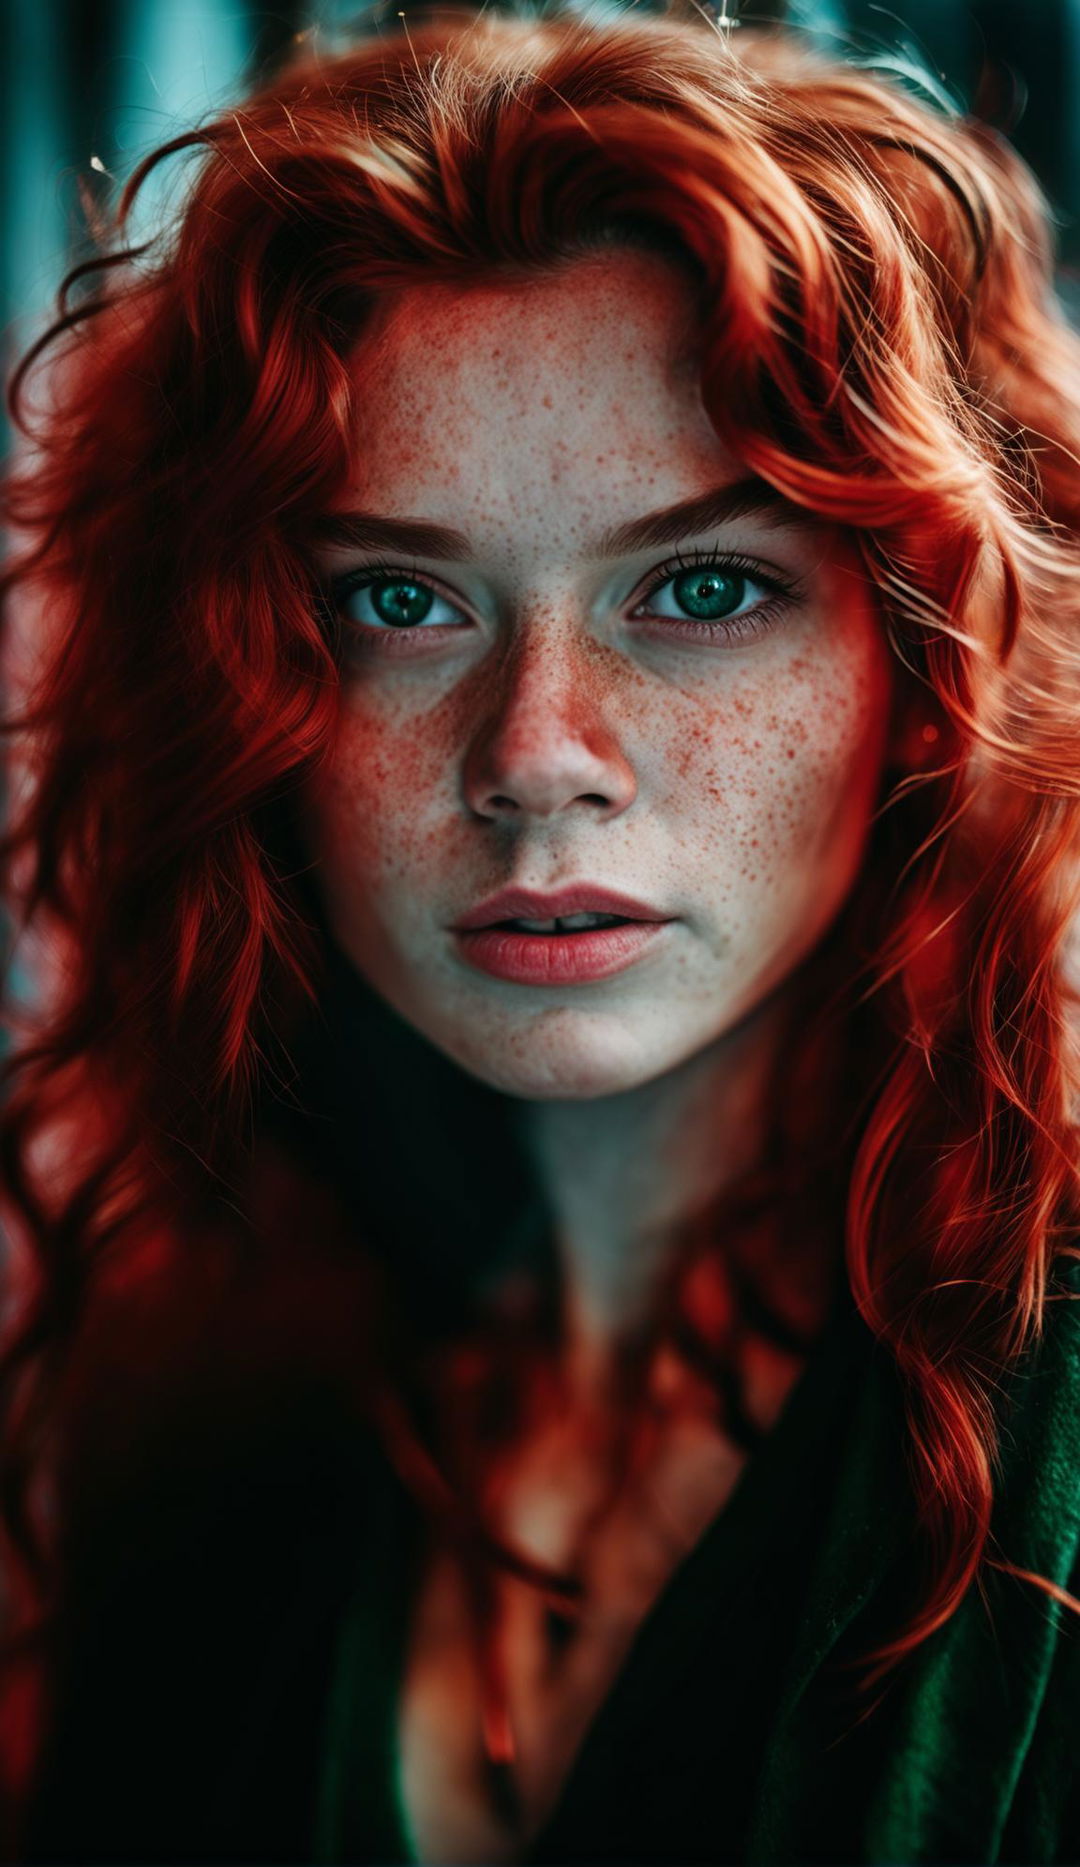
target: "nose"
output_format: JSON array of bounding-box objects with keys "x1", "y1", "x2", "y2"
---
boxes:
[{"x1": 462, "y1": 622, "x2": 637, "y2": 824}]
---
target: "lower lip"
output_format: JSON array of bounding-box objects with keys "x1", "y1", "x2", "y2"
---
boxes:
[{"x1": 454, "y1": 921, "x2": 672, "y2": 985}]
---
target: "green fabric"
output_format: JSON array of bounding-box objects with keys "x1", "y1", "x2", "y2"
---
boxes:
[
  {"x1": 751, "y1": 1263, "x2": 1080, "y2": 1865},
  {"x1": 316, "y1": 1264, "x2": 1080, "y2": 1865},
  {"x1": 315, "y1": 1443, "x2": 418, "y2": 1864},
  {"x1": 865, "y1": 1272, "x2": 1080, "y2": 1865}
]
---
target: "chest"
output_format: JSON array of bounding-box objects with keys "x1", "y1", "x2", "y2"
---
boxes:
[{"x1": 395, "y1": 1334, "x2": 807, "y2": 1865}]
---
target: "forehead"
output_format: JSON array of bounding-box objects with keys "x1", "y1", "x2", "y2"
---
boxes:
[
  {"x1": 351, "y1": 246, "x2": 705, "y2": 401},
  {"x1": 341, "y1": 249, "x2": 743, "y2": 539}
]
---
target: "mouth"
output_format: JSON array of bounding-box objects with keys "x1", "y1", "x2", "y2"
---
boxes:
[
  {"x1": 448, "y1": 896, "x2": 668, "y2": 985},
  {"x1": 487, "y1": 911, "x2": 635, "y2": 935},
  {"x1": 454, "y1": 884, "x2": 671, "y2": 934},
  {"x1": 452, "y1": 889, "x2": 674, "y2": 986}
]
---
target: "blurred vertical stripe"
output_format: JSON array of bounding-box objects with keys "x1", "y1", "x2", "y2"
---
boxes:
[{"x1": 3, "y1": 0, "x2": 70, "y2": 363}]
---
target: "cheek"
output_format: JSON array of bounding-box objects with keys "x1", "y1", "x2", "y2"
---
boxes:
[
  {"x1": 304, "y1": 694, "x2": 469, "y2": 898},
  {"x1": 656, "y1": 630, "x2": 891, "y2": 899}
]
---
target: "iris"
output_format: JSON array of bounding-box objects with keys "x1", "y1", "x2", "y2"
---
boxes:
[
  {"x1": 673, "y1": 568, "x2": 745, "y2": 620},
  {"x1": 371, "y1": 579, "x2": 433, "y2": 627}
]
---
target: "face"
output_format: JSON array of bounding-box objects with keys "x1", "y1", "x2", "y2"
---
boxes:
[{"x1": 301, "y1": 249, "x2": 894, "y2": 1100}]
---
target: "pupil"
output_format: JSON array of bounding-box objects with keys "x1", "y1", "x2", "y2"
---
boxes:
[
  {"x1": 372, "y1": 579, "x2": 433, "y2": 627},
  {"x1": 673, "y1": 568, "x2": 743, "y2": 621}
]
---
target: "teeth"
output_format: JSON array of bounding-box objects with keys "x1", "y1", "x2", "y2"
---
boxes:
[
  {"x1": 510, "y1": 912, "x2": 624, "y2": 933},
  {"x1": 558, "y1": 912, "x2": 622, "y2": 931}
]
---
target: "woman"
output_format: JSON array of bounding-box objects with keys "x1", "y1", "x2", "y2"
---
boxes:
[{"x1": 3, "y1": 2, "x2": 1080, "y2": 1860}]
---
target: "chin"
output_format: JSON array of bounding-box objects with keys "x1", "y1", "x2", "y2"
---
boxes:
[{"x1": 438, "y1": 1006, "x2": 693, "y2": 1102}]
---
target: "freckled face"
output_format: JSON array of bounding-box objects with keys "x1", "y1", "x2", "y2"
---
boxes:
[{"x1": 300, "y1": 250, "x2": 894, "y2": 1099}]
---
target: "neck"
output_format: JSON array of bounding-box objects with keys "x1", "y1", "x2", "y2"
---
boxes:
[{"x1": 511, "y1": 991, "x2": 794, "y2": 1389}]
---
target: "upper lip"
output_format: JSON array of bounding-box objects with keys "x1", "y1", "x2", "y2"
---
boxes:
[{"x1": 454, "y1": 885, "x2": 672, "y2": 931}]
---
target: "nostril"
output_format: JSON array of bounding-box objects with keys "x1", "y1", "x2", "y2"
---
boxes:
[{"x1": 463, "y1": 729, "x2": 637, "y2": 823}]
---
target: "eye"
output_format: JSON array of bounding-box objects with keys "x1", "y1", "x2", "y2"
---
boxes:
[
  {"x1": 631, "y1": 551, "x2": 799, "y2": 640},
  {"x1": 328, "y1": 565, "x2": 467, "y2": 632}
]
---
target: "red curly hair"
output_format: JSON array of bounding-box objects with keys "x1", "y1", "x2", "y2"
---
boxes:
[{"x1": 3, "y1": 0, "x2": 1080, "y2": 1810}]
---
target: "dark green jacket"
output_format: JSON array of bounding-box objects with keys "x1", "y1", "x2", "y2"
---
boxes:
[
  {"x1": 314, "y1": 1263, "x2": 1080, "y2": 1865},
  {"x1": 23, "y1": 1260, "x2": 1080, "y2": 1865}
]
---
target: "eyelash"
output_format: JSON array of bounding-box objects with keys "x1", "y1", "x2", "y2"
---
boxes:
[{"x1": 321, "y1": 548, "x2": 802, "y2": 652}]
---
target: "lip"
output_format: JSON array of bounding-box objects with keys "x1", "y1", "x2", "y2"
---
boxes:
[
  {"x1": 454, "y1": 921, "x2": 672, "y2": 987},
  {"x1": 453, "y1": 884, "x2": 671, "y2": 932},
  {"x1": 451, "y1": 883, "x2": 675, "y2": 987}
]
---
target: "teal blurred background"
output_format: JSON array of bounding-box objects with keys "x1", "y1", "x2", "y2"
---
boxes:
[{"x1": 3, "y1": 0, "x2": 1080, "y2": 370}]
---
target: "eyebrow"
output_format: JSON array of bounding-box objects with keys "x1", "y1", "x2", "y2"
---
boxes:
[{"x1": 309, "y1": 477, "x2": 818, "y2": 562}]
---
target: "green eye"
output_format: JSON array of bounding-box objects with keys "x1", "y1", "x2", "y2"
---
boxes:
[
  {"x1": 671, "y1": 568, "x2": 746, "y2": 620},
  {"x1": 330, "y1": 570, "x2": 464, "y2": 632},
  {"x1": 369, "y1": 579, "x2": 435, "y2": 627},
  {"x1": 636, "y1": 554, "x2": 795, "y2": 636}
]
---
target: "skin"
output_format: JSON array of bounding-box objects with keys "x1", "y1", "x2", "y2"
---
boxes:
[{"x1": 300, "y1": 248, "x2": 899, "y2": 1861}]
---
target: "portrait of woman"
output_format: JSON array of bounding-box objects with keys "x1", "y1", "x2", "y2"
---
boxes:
[{"x1": 2, "y1": 1, "x2": 1080, "y2": 1860}]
